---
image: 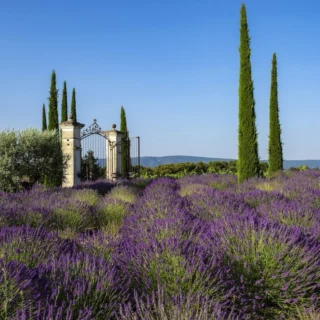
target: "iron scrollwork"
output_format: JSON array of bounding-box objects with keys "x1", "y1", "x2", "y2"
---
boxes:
[{"x1": 81, "y1": 119, "x2": 105, "y2": 139}]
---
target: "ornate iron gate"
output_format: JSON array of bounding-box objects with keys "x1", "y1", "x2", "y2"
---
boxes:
[{"x1": 80, "y1": 119, "x2": 140, "y2": 181}]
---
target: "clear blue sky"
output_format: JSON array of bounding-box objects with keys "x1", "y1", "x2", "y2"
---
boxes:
[{"x1": 1, "y1": 0, "x2": 319, "y2": 160}]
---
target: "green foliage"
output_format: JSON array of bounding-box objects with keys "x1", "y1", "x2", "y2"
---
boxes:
[
  {"x1": 52, "y1": 208, "x2": 84, "y2": 232},
  {"x1": 180, "y1": 183, "x2": 210, "y2": 197},
  {"x1": 50, "y1": 202, "x2": 99, "y2": 233},
  {"x1": 97, "y1": 201, "x2": 127, "y2": 234},
  {"x1": 139, "y1": 161, "x2": 269, "y2": 179},
  {"x1": 70, "y1": 88, "x2": 77, "y2": 122},
  {"x1": 0, "y1": 268, "x2": 27, "y2": 319},
  {"x1": 79, "y1": 229, "x2": 116, "y2": 262},
  {"x1": 0, "y1": 131, "x2": 20, "y2": 191},
  {"x1": 133, "y1": 179, "x2": 152, "y2": 191},
  {"x1": 295, "y1": 309, "x2": 320, "y2": 320},
  {"x1": 48, "y1": 70, "x2": 59, "y2": 131},
  {"x1": 81, "y1": 150, "x2": 105, "y2": 181},
  {"x1": 276, "y1": 208, "x2": 313, "y2": 229},
  {"x1": 287, "y1": 166, "x2": 312, "y2": 172},
  {"x1": 238, "y1": 4, "x2": 260, "y2": 183},
  {"x1": 149, "y1": 161, "x2": 209, "y2": 177},
  {"x1": 222, "y1": 227, "x2": 320, "y2": 318},
  {"x1": 225, "y1": 230, "x2": 286, "y2": 317},
  {"x1": 20, "y1": 129, "x2": 65, "y2": 187},
  {"x1": 268, "y1": 53, "x2": 283, "y2": 175},
  {"x1": 108, "y1": 185, "x2": 138, "y2": 204},
  {"x1": 256, "y1": 180, "x2": 282, "y2": 192},
  {"x1": 259, "y1": 162, "x2": 269, "y2": 177},
  {"x1": 0, "y1": 129, "x2": 68, "y2": 191},
  {"x1": 98, "y1": 202, "x2": 126, "y2": 226},
  {"x1": 42, "y1": 104, "x2": 47, "y2": 131},
  {"x1": 1, "y1": 238, "x2": 45, "y2": 269},
  {"x1": 95, "y1": 186, "x2": 138, "y2": 234},
  {"x1": 148, "y1": 251, "x2": 201, "y2": 297},
  {"x1": 120, "y1": 106, "x2": 130, "y2": 178},
  {"x1": 72, "y1": 189, "x2": 100, "y2": 206},
  {"x1": 120, "y1": 106, "x2": 128, "y2": 136},
  {"x1": 61, "y1": 81, "x2": 68, "y2": 122}
]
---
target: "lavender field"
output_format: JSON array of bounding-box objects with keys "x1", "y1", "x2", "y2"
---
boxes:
[{"x1": 1, "y1": 171, "x2": 320, "y2": 319}]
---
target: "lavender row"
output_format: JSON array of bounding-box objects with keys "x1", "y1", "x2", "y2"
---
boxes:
[{"x1": 1, "y1": 171, "x2": 320, "y2": 318}]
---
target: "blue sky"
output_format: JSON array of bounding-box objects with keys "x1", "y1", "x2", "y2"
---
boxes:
[{"x1": 1, "y1": 0, "x2": 319, "y2": 160}]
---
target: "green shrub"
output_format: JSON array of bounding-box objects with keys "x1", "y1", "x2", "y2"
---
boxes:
[
  {"x1": 97, "y1": 199, "x2": 128, "y2": 234},
  {"x1": 52, "y1": 208, "x2": 84, "y2": 232},
  {"x1": 139, "y1": 160, "x2": 269, "y2": 179},
  {"x1": 72, "y1": 189, "x2": 100, "y2": 206},
  {"x1": 0, "y1": 129, "x2": 69, "y2": 191},
  {"x1": 108, "y1": 185, "x2": 138, "y2": 204}
]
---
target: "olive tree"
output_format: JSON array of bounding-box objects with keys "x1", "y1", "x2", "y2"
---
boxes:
[
  {"x1": 0, "y1": 129, "x2": 69, "y2": 191},
  {"x1": 0, "y1": 130, "x2": 20, "y2": 191}
]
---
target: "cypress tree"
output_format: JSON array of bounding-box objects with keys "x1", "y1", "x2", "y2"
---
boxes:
[
  {"x1": 120, "y1": 106, "x2": 128, "y2": 133},
  {"x1": 61, "y1": 81, "x2": 68, "y2": 122},
  {"x1": 238, "y1": 4, "x2": 260, "y2": 183},
  {"x1": 120, "y1": 106, "x2": 130, "y2": 178},
  {"x1": 42, "y1": 104, "x2": 47, "y2": 131},
  {"x1": 268, "y1": 53, "x2": 283, "y2": 174},
  {"x1": 48, "y1": 70, "x2": 59, "y2": 131},
  {"x1": 70, "y1": 88, "x2": 77, "y2": 122}
]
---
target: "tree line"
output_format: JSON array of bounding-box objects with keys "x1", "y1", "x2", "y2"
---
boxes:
[
  {"x1": 137, "y1": 161, "x2": 315, "y2": 179},
  {"x1": 138, "y1": 161, "x2": 267, "y2": 179}
]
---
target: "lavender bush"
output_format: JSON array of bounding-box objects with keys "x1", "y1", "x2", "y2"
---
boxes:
[{"x1": 0, "y1": 171, "x2": 320, "y2": 319}]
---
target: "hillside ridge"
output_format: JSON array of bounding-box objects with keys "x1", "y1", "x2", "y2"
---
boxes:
[{"x1": 137, "y1": 155, "x2": 320, "y2": 169}]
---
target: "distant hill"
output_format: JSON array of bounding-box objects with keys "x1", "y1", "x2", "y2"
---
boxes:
[
  {"x1": 137, "y1": 156, "x2": 320, "y2": 170},
  {"x1": 96, "y1": 155, "x2": 320, "y2": 170},
  {"x1": 138, "y1": 156, "x2": 233, "y2": 167}
]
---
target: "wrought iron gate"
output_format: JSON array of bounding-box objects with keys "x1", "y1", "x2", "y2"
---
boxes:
[{"x1": 80, "y1": 119, "x2": 140, "y2": 181}]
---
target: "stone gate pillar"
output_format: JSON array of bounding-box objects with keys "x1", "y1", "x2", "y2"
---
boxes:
[
  {"x1": 105, "y1": 124, "x2": 123, "y2": 181},
  {"x1": 60, "y1": 115, "x2": 85, "y2": 187}
]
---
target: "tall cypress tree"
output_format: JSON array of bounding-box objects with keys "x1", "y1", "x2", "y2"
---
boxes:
[
  {"x1": 120, "y1": 106, "x2": 130, "y2": 178},
  {"x1": 268, "y1": 53, "x2": 283, "y2": 174},
  {"x1": 48, "y1": 70, "x2": 59, "y2": 131},
  {"x1": 238, "y1": 4, "x2": 260, "y2": 183},
  {"x1": 120, "y1": 106, "x2": 128, "y2": 133},
  {"x1": 61, "y1": 81, "x2": 68, "y2": 122},
  {"x1": 70, "y1": 88, "x2": 77, "y2": 122},
  {"x1": 42, "y1": 104, "x2": 47, "y2": 131}
]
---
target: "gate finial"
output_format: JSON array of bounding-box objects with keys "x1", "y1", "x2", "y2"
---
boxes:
[{"x1": 112, "y1": 124, "x2": 116, "y2": 129}]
